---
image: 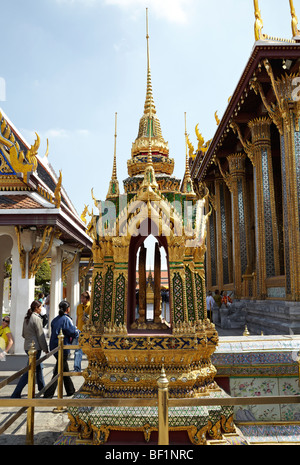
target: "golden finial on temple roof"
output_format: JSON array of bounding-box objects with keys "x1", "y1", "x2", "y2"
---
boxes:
[
  {"x1": 195, "y1": 124, "x2": 204, "y2": 151},
  {"x1": 214, "y1": 111, "x2": 220, "y2": 126},
  {"x1": 44, "y1": 138, "x2": 49, "y2": 158},
  {"x1": 253, "y1": 0, "x2": 265, "y2": 41},
  {"x1": 81, "y1": 204, "x2": 89, "y2": 224},
  {"x1": 289, "y1": 0, "x2": 300, "y2": 38},
  {"x1": 186, "y1": 134, "x2": 195, "y2": 158},
  {"x1": 54, "y1": 170, "x2": 62, "y2": 208}
]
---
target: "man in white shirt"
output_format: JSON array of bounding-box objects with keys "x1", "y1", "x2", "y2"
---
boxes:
[{"x1": 206, "y1": 291, "x2": 215, "y2": 321}]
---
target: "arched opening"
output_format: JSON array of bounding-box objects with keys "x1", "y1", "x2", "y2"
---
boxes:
[{"x1": 127, "y1": 223, "x2": 171, "y2": 333}]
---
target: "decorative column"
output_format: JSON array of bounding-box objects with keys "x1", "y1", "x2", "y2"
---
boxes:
[
  {"x1": 247, "y1": 117, "x2": 280, "y2": 298},
  {"x1": 11, "y1": 229, "x2": 35, "y2": 354},
  {"x1": 193, "y1": 246, "x2": 207, "y2": 321},
  {"x1": 0, "y1": 235, "x2": 13, "y2": 319},
  {"x1": 49, "y1": 240, "x2": 63, "y2": 327},
  {"x1": 168, "y1": 237, "x2": 186, "y2": 327},
  {"x1": 205, "y1": 183, "x2": 217, "y2": 290},
  {"x1": 251, "y1": 61, "x2": 300, "y2": 300},
  {"x1": 111, "y1": 236, "x2": 129, "y2": 330},
  {"x1": 220, "y1": 153, "x2": 252, "y2": 298},
  {"x1": 275, "y1": 75, "x2": 300, "y2": 301},
  {"x1": 214, "y1": 176, "x2": 230, "y2": 289}
]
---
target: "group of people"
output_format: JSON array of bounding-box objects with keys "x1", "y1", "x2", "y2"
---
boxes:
[
  {"x1": 206, "y1": 289, "x2": 233, "y2": 319},
  {"x1": 8, "y1": 291, "x2": 91, "y2": 400}
]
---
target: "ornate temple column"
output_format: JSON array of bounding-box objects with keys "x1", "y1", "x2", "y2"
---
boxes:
[
  {"x1": 251, "y1": 61, "x2": 300, "y2": 300},
  {"x1": 214, "y1": 176, "x2": 231, "y2": 289},
  {"x1": 205, "y1": 183, "x2": 217, "y2": 290},
  {"x1": 274, "y1": 75, "x2": 300, "y2": 301},
  {"x1": 168, "y1": 238, "x2": 186, "y2": 327},
  {"x1": 279, "y1": 109, "x2": 300, "y2": 301},
  {"x1": 111, "y1": 237, "x2": 129, "y2": 330},
  {"x1": 223, "y1": 153, "x2": 252, "y2": 298},
  {"x1": 193, "y1": 246, "x2": 207, "y2": 321},
  {"x1": 247, "y1": 117, "x2": 280, "y2": 299}
]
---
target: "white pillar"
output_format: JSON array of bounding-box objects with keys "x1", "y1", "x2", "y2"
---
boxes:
[
  {"x1": 49, "y1": 241, "x2": 63, "y2": 329},
  {"x1": 10, "y1": 231, "x2": 35, "y2": 354},
  {"x1": 66, "y1": 253, "x2": 80, "y2": 322},
  {"x1": 0, "y1": 234, "x2": 13, "y2": 319}
]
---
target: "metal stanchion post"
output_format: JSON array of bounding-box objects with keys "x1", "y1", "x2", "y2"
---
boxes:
[
  {"x1": 26, "y1": 341, "x2": 36, "y2": 445},
  {"x1": 53, "y1": 329, "x2": 67, "y2": 413},
  {"x1": 157, "y1": 366, "x2": 169, "y2": 445}
]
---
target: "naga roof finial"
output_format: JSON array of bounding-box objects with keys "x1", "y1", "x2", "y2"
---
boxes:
[
  {"x1": 289, "y1": 0, "x2": 300, "y2": 38},
  {"x1": 253, "y1": 0, "x2": 265, "y2": 41},
  {"x1": 181, "y1": 113, "x2": 195, "y2": 196}
]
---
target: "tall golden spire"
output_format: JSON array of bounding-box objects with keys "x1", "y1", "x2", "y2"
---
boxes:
[
  {"x1": 112, "y1": 112, "x2": 118, "y2": 180},
  {"x1": 131, "y1": 8, "x2": 168, "y2": 158},
  {"x1": 106, "y1": 112, "x2": 119, "y2": 198},
  {"x1": 144, "y1": 8, "x2": 156, "y2": 116},
  {"x1": 128, "y1": 8, "x2": 172, "y2": 181},
  {"x1": 181, "y1": 112, "x2": 195, "y2": 196}
]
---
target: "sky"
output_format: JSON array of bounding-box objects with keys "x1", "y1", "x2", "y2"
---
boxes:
[{"x1": 0, "y1": 0, "x2": 296, "y2": 218}]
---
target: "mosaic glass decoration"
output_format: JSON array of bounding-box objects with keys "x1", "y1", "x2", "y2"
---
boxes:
[
  {"x1": 280, "y1": 136, "x2": 291, "y2": 295},
  {"x1": 261, "y1": 148, "x2": 275, "y2": 278},
  {"x1": 194, "y1": 273, "x2": 204, "y2": 320},
  {"x1": 114, "y1": 273, "x2": 126, "y2": 325},
  {"x1": 103, "y1": 266, "x2": 114, "y2": 325},
  {"x1": 92, "y1": 271, "x2": 102, "y2": 322},
  {"x1": 220, "y1": 184, "x2": 229, "y2": 284},
  {"x1": 209, "y1": 211, "x2": 217, "y2": 286},
  {"x1": 293, "y1": 117, "x2": 300, "y2": 235},
  {"x1": 237, "y1": 179, "x2": 247, "y2": 276},
  {"x1": 185, "y1": 265, "x2": 195, "y2": 321},
  {"x1": 172, "y1": 272, "x2": 184, "y2": 323}
]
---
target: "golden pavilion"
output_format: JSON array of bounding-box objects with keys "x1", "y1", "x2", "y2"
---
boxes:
[{"x1": 66, "y1": 9, "x2": 235, "y2": 445}]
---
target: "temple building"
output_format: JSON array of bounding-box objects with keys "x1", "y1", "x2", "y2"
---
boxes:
[
  {"x1": 190, "y1": 0, "x2": 300, "y2": 335},
  {"x1": 0, "y1": 108, "x2": 93, "y2": 353}
]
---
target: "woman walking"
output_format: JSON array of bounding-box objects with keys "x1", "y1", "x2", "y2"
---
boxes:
[
  {"x1": 11, "y1": 301, "x2": 49, "y2": 398},
  {"x1": 44, "y1": 300, "x2": 79, "y2": 398}
]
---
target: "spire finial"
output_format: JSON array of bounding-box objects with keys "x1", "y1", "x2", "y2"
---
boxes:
[
  {"x1": 106, "y1": 112, "x2": 120, "y2": 198},
  {"x1": 112, "y1": 112, "x2": 118, "y2": 180},
  {"x1": 289, "y1": 0, "x2": 300, "y2": 37},
  {"x1": 144, "y1": 8, "x2": 156, "y2": 116},
  {"x1": 184, "y1": 112, "x2": 191, "y2": 177}
]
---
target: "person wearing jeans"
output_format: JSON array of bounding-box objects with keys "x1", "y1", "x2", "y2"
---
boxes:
[
  {"x1": 11, "y1": 301, "x2": 48, "y2": 398},
  {"x1": 44, "y1": 300, "x2": 79, "y2": 398}
]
